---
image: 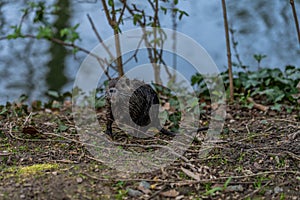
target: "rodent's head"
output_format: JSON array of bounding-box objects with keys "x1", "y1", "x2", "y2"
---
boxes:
[
  {"x1": 107, "y1": 78, "x2": 132, "y2": 102},
  {"x1": 107, "y1": 78, "x2": 148, "y2": 103}
]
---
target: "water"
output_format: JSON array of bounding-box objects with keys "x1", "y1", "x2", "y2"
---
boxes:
[{"x1": 0, "y1": 0, "x2": 299, "y2": 104}]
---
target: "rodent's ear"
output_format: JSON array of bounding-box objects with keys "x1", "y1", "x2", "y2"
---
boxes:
[{"x1": 119, "y1": 78, "x2": 130, "y2": 89}]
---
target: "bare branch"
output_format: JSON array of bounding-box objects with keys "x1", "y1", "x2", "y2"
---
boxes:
[
  {"x1": 86, "y1": 14, "x2": 115, "y2": 62},
  {"x1": 117, "y1": 2, "x2": 126, "y2": 25},
  {"x1": 290, "y1": 0, "x2": 300, "y2": 45},
  {"x1": 122, "y1": 35, "x2": 144, "y2": 66},
  {"x1": 5, "y1": 34, "x2": 113, "y2": 77},
  {"x1": 221, "y1": 0, "x2": 234, "y2": 102},
  {"x1": 101, "y1": 0, "x2": 124, "y2": 77},
  {"x1": 101, "y1": 0, "x2": 113, "y2": 26}
]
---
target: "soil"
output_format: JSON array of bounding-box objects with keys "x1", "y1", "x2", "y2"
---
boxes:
[{"x1": 0, "y1": 103, "x2": 299, "y2": 200}]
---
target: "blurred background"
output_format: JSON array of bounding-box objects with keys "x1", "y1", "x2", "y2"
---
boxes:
[{"x1": 0, "y1": 0, "x2": 299, "y2": 103}]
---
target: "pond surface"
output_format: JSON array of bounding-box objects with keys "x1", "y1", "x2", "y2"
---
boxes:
[{"x1": 0, "y1": 0, "x2": 299, "y2": 103}]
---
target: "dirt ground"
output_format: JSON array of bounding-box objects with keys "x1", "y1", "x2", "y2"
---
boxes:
[{"x1": 0, "y1": 103, "x2": 299, "y2": 200}]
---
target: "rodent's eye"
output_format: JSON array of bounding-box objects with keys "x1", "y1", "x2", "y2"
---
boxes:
[{"x1": 109, "y1": 88, "x2": 117, "y2": 94}]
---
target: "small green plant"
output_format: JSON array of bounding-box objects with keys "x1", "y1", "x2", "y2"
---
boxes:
[
  {"x1": 115, "y1": 189, "x2": 127, "y2": 200},
  {"x1": 253, "y1": 54, "x2": 267, "y2": 69},
  {"x1": 113, "y1": 181, "x2": 127, "y2": 200},
  {"x1": 253, "y1": 176, "x2": 269, "y2": 190},
  {"x1": 238, "y1": 152, "x2": 246, "y2": 162},
  {"x1": 237, "y1": 90, "x2": 253, "y2": 109},
  {"x1": 280, "y1": 193, "x2": 285, "y2": 200},
  {"x1": 203, "y1": 177, "x2": 232, "y2": 196}
]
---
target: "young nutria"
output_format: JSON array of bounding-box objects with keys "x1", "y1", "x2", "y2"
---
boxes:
[{"x1": 105, "y1": 77, "x2": 175, "y2": 137}]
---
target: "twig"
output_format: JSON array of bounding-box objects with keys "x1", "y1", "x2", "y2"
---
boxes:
[
  {"x1": 245, "y1": 124, "x2": 250, "y2": 134},
  {"x1": 0, "y1": 152, "x2": 12, "y2": 156},
  {"x1": 171, "y1": 1, "x2": 177, "y2": 81},
  {"x1": 117, "y1": 3, "x2": 126, "y2": 25},
  {"x1": 290, "y1": 0, "x2": 300, "y2": 45},
  {"x1": 122, "y1": 36, "x2": 144, "y2": 66},
  {"x1": 229, "y1": 27, "x2": 245, "y2": 70},
  {"x1": 221, "y1": 0, "x2": 234, "y2": 102},
  {"x1": 247, "y1": 97, "x2": 269, "y2": 112},
  {"x1": 122, "y1": 1, "x2": 166, "y2": 84},
  {"x1": 86, "y1": 14, "x2": 115, "y2": 60},
  {"x1": 234, "y1": 133, "x2": 271, "y2": 143},
  {"x1": 267, "y1": 118, "x2": 299, "y2": 124},
  {"x1": 148, "y1": 185, "x2": 167, "y2": 199},
  {"x1": 23, "y1": 112, "x2": 33, "y2": 126},
  {"x1": 86, "y1": 14, "x2": 115, "y2": 78},
  {"x1": 242, "y1": 180, "x2": 271, "y2": 199},
  {"x1": 284, "y1": 151, "x2": 300, "y2": 161},
  {"x1": 101, "y1": 0, "x2": 124, "y2": 76},
  {"x1": 55, "y1": 159, "x2": 79, "y2": 164},
  {"x1": 174, "y1": 170, "x2": 299, "y2": 186}
]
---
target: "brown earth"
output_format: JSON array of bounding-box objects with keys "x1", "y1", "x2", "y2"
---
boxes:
[{"x1": 0, "y1": 103, "x2": 299, "y2": 200}]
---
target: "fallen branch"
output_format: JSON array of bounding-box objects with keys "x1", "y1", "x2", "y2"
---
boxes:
[{"x1": 247, "y1": 97, "x2": 269, "y2": 112}]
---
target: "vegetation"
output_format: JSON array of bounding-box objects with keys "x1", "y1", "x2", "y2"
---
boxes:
[{"x1": 192, "y1": 65, "x2": 300, "y2": 112}]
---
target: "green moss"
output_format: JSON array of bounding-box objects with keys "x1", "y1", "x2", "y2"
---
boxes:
[{"x1": 18, "y1": 163, "x2": 59, "y2": 176}]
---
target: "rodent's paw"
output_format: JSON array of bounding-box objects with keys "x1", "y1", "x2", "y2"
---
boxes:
[
  {"x1": 105, "y1": 129, "x2": 113, "y2": 137},
  {"x1": 160, "y1": 128, "x2": 176, "y2": 136}
]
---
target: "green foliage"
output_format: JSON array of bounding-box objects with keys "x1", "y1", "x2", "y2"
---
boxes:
[
  {"x1": 108, "y1": 0, "x2": 114, "y2": 7},
  {"x1": 160, "y1": 0, "x2": 189, "y2": 21},
  {"x1": 60, "y1": 24, "x2": 81, "y2": 43},
  {"x1": 37, "y1": 26, "x2": 53, "y2": 39},
  {"x1": 133, "y1": 14, "x2": 143, "y2": 26},
  {"x1": 7, "y1": 1, "x2": 80, "y2": 45},
  {"x1": 46, "y1": 90, "x2": 72, "y2": 102},
  {"x1": 191, "y1": 73, "x2": 210, "y2": 97},
  {"x1": 152, "y1": 83, "x2": 181, "y2": 132},
  {"x1": 253, "y1": 54, "x2": 267, "y2": 67},
  {"x1": 238, "y1": 91, "x2": 254, "y2": 109},
  {"x1": 7, "y1": 26, "x2": 22, "y2": 39},
  {"x1": 191, "y1": 65, "x2": 300, "y2": 110},
  {"x1": 0, "y1": 97, "x2": 29, "y2": 119},
  {"x1": 173, "y1": 8, "x2": 189, "y2": 20},
  {"x1": 244, "y1": 66, "x2": 300, "y2": 104}
]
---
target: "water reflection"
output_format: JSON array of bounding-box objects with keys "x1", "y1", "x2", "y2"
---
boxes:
[
  {"x1": 0, "y1": 0, "x2": 299, "y2": 103},
  {"x1": 45, "y1": 0, "x2": 70, "y2": 92}
]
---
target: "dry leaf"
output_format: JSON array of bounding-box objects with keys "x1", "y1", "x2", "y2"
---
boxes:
[
  {"x1": 150, "y1": 184, "x2": 157, "y2": 189},
  {"x1": 162, "y1": 102, "x2": 170, "y2": 111},
  {"x1": 181, "y1": 167, "x2": 200, "y2": 181},
  {"x1": 137, "y1": 186, "x2": 151, "y2": 194},
  {"x1": 160, "y1": 189, "x2": 179, "y2": 197},
  {"x1": 22, "y1": 126, "x2": 39, "y2": 135}
]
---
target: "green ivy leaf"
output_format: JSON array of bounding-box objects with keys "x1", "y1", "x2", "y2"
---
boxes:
[
  {"x1": 271, "y1": 103, "x2": 282, "y2": 111},
  {"x1": 58, "y1": 123, "x2": 68, "y2": 132},
  {"x1": 108, "y1": 0, "x2": 114, "y2": 7},
  {"x1": 47, "y1": 90, "x2": 60, "y2": 99}
]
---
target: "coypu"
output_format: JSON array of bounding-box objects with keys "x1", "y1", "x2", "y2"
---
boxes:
[{"x1": 105, "y1": 77, "x2": 175, "y2": 137}]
